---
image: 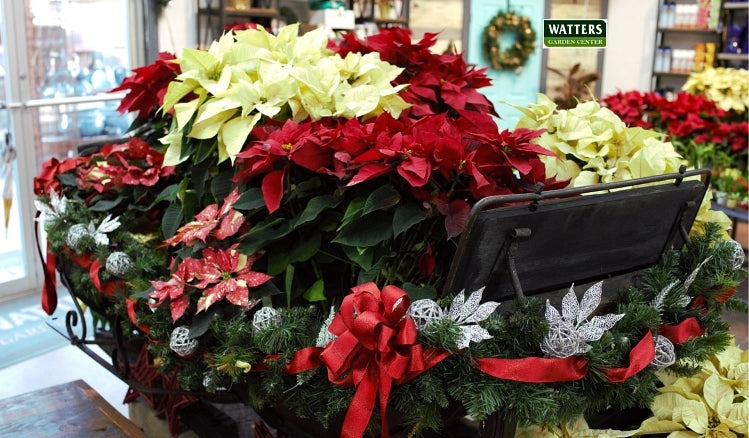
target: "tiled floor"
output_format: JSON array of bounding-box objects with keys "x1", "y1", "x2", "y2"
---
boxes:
[{"x1": 0, "y1": 343, "x2": 130, "y2": 417}]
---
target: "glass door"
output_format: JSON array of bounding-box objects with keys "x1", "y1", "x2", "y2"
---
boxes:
[{"x1": 0, "y1": 0, "x2": 145, "y2": 300}]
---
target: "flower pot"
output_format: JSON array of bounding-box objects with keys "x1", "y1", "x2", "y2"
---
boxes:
[
  {"x1": 714, "y1": 190, "x2": 728, "y2": 205},
  {"x1": 726, "y1": 198, "x2": 739, "y2": 208}
]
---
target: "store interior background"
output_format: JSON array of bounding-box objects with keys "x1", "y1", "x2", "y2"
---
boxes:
[{"x1": 0, "y1": 0, "x2": 745, "y2": 432}]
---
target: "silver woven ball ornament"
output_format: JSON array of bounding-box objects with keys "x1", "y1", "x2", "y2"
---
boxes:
[
  {"x1": 105, "y1": 251, "x2": 133, "y2": 277},
  {"x1": 252, "y1": 307, "x2": 281, "y2": 332},
  {"x1": 407, "y1": 299, "x2": 444, "y2": 330},
  {"x1": 66, "y1": 224, "x2": 89, "y2": 250},
  {"x1": 540, "y1": 321, "x2": 581, "y2": 358},
  {"x1": 651, "y1": 334, "x2": 676, "y2": 369},
  {"x1": 169, "y1": 326, "x2": 198, "y2": 357},
  {"x1": 720, "y1": 239, "x2": 746, "y2": 270}
]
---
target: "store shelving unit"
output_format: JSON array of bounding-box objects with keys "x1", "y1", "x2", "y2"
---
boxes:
[
  {"x1": 716, "y1": 1, "x2": 749, "y2": 68},
  {"x1": 196, "y1": 0, "x2": 280, "y2": 48},
  {"x1": 651, "y1": 0, "x2": 749, "y2": 93},
  {"x1": 347, "y1": 0, "x2": 409, "y2": 28},
  {"x1": 651, "y1": 0, "x2": 722, "y2": 93}
]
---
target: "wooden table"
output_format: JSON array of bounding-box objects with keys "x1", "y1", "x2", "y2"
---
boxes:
[{"x1": 0, "y1": 380, "x2": 146, "y2": 437}]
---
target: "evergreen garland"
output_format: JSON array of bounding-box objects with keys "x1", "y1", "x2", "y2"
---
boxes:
[{"x1": 42, "y1": 192, "x2": 746, "y2": 436}]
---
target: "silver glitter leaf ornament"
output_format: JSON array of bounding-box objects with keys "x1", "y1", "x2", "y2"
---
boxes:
[
  {"x1": 316, "y1": 306, "x2": 337, "y2": 348},
  {"x1": 407, "y1": 287, "x2": 500, "y2": 350},
  {"x1": 91, "y1": 215, "x2": 121, "y2": 246},
  {"x1": 34, "y1": 190, "x2": 68, "y2": 222},
  {"x1": 541, "y1": 281, "x2": 625, "y2": 358},
  {"x1": 683, "y1": 255, "x2": 713, "y2": 293},
  {"x1": 650, "y1": 280, "x2": 690, "y2": 313}
]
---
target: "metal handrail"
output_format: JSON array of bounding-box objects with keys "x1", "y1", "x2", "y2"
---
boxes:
[{"x1": 0, "y1": 92, "x2": 125, "y2": 109}]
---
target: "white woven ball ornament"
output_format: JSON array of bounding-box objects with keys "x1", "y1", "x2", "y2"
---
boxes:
[
  {"x1": 66, "y1": 224, "x2": 89, "y2": 250},
  {"x1": 651, "y1": 334, "x2": 676, "y2": 369},
  {"x1": 540, "y1": 322, "x2": 581, "y2": 358},
  {"x1": 105, "y1": 251, "x2": 133, "y2": 277},
  {"x1": 407, "y1": 299, "x2": 444, "y2": 330},
  {"x1": 252, "y1": 307, "x2": 281, "y2": 332},
  {"x1": 169, "y1": 326, "x2": 198, "y2": 357}
]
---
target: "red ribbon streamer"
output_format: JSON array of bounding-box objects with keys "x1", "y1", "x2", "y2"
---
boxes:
[
  {"x1": 601, "y1": 331, "x2": 655, "y2": 383},
  {"x1": 474, "y1": 355, "x2": 588, "y2": 383},
  {"x1": 34, "y1": 215, "x2": 57, "y2": 315},
  {"x1": 658, "y1": 317, "x2": 705, "y2": 344},
  {"x1": 286, "y1": 346, "x2": 323, "y2": 375},
  {"x1": 314, "y1": 283, "x2": 449, "y2": 438},
  {"x1": 41, "y1": 245, "x2": 57, "y2": 315},
  {"x1": 126, "y1": 298, "x2": 151, "y2": 335}
]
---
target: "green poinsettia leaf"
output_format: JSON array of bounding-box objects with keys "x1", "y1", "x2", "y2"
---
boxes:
[
  {"x1": 161, "y1": 203, "x2": 185, "y2": 239},
  {"x1": 332, "y1": 211, "x2": 393, "y2": 247},
  {"x1": 233, "y1": 187, "x2": 266, "y2": 211},
  {"x1": 194, "y1": 138, "x2": 218, "y2": 164},
  {"x1": 340, "y1": 245, "x2": 375, "y2": 271},
  {"x1": 251, "y1": 280, "x2": 282, "y2": 298},
  {"x1": 210, "y1": 167, "x2": 235, "y2": 201},
  {"x1": 266, "y1": 246, "x2": 290, "y2": 279},
  {"x1": 337, "y1": 198, "x2": 366, "y2": 231},
  {"x1": 189, "y1": 159, "x2": 211, "y2": 200},
  {"x1": 292, "y1": 195, "x2": 339, "y2": 229},
  {"x1": 188, "y1": 306, "x2": 218, "y2": 338},
  {"x1": 401, "y1": 282, "x2": 437, "y2": 301},
  {"x1": 302, "y1": 279, "x2": 326, "y2": 302},
  {"x1": 56, "y1": 172, "x2": 78, "y2": 188},
  {"x1": 362, "y1": 184, "x2": 400, "y2": 216},
  {"x1": 393, "y1": 202, "x2": 429, "y2": 238},
  {"x1": 238, "y1": 217, "x2": 291, "y2": 254},
  {"x1": 289, "y1": 232, "x2": 322, "y2": 264},
  {"x1": 89, "y1": 196, "x2": 125, "y2": 212}
]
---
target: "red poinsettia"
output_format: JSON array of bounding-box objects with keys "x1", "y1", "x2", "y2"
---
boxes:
[
  {"x1": 150, "y1": 261, "x2": 194, "y2": 322},
  {"x1": 33, "y1": 155, "x2": 89, "y2": 196},
  {"x1": 190, "y1": 245, "x2": 272, "y2": 312},
  {"x1": 602, "y1": 90, "x2": 748, "y2": 165},
  {"x1": 164, "y1": 187, "x2": 245, "y2": 246},
  {"x1": 111, "y1": 51, "x2": 180, "y2": 118},
  {"x1": 78, "y1": 137, "x2": 175, "y2": 193}
]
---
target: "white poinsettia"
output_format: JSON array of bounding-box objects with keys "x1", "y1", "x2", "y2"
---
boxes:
[
  {"x1": 407, "y1": 287, "x2": 500, "y2": 350},
  {"x1": 683, "y1": 67, "x2": 749, "y2": 113},
  {"x1": 507, "y1": 94, "x2": 684, "y2": 187},
  {"x1": 541, "y1": 281, "x2": 625, "y2": 358}
]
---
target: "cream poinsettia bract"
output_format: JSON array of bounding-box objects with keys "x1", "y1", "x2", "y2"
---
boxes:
[{"x1": 160, "y1": 23, "x2": 410, "y2": 165}]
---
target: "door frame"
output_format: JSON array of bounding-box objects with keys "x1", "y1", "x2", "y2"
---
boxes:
[{"x1": 0, "y1": 0, "x2": 149, "y2": 301}]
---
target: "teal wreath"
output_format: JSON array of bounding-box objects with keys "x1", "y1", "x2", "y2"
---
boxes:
[{"x1": 482, "y1": 11, "x2": 536, "y2": 71}]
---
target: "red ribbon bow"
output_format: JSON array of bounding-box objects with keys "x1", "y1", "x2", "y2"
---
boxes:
[{"x1": 316, "y1": 282, "x2": 448, "y2": 438}]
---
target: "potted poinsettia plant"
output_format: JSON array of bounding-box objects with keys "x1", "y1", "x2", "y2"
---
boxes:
[{"x1": 33, "y1": 24, "x2": 747, "y2": 438}]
